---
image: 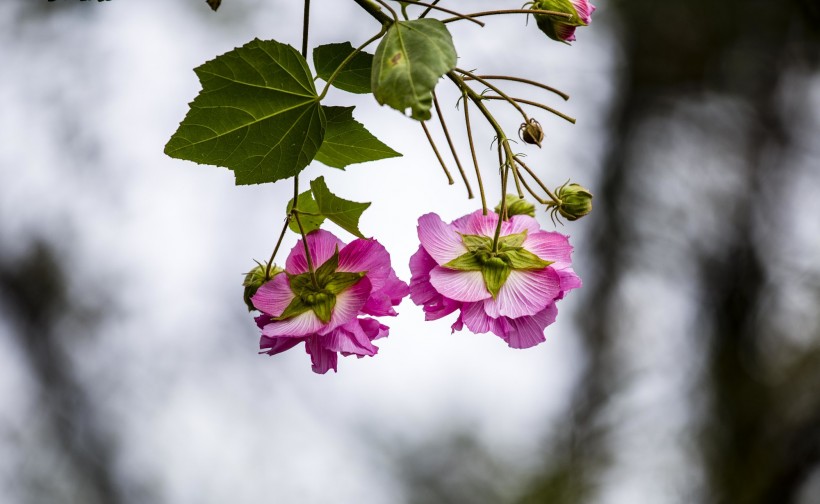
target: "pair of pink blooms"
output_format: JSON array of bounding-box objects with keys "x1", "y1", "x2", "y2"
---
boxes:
[{"x1": 251, "y1": 211, "x2": 580, "y2": 373}]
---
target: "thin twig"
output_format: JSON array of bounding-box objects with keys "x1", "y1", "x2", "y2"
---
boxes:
[
  {"x1": 418, "y1": 0, "x2": 440, "y2": 18},
  {"x1": 516, "y1": 168, "x2": 548, "y2": 204},
  {"x1": 455, "y1": 68, "x2": 529, "y2": 122},
  {"x1": 483, "y1": 95, "x2": 576, "y2": 124},
  {"x1": 265, "y1": 219, "x2": 290, "y2": 279},
  {"x1": 465, "y1": 74, "x2": 570, "y2": 101},
  {"x1": 442, "y1": 9, "x2": 573, "y2": 23},
  {"x1": 433, "y1": 91, "x2": 473, "y2": 198},
  {"x1": 462, "y1": 92, "x2": 487, "y2": 214},
  {"x1": 514, "y1": 156, "x2": 561, "y2": 204},
  {"x1": 395, "y1": 0, "x2": 484, "y2": 26},
  {"x1": 510, "y1": 162, "x2": 525, "y2": 198},
  {"x1": 421, "y1": 121, "x2": 454, "y2": 184}
]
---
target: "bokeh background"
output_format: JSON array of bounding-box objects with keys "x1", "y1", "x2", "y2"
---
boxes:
[{"x1": 2, "y1": 1, "x2": 820, "y2": 503}]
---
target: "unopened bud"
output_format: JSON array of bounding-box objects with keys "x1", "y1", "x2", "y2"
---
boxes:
[
  {"x1": 530, "y1": 0, "x2": 596, "y2": 44},
  {"x1": 519, "y1": 119, "x2": 544, "y2": 147},
  {"x1": 495, "y1": 195, "x2": 536, "y2": 218},
  {"x1": 243, "y1": 263, "x2": 282, "y2": 311},
  {"x1": 556, "y1": 183, "x2": 593, "y2": 221}
]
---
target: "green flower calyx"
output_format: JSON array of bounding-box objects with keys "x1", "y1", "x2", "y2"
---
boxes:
[
  {"x1": 243, "y1": 263, "x2": 283, "y2": 312},
  {"x1": 443, "y1": 231, "x2": 553, "y2": 298},
  {"x1": 276, "y1": 248, "x2": 365, "y2": 324}
]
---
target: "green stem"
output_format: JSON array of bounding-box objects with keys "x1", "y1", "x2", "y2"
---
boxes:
[
  {"x1": 464, "y1": 74, "x2": 570, "y2": 101},
  {"x1": 293, "y1": 175, "x2": 319, "y2": 288},
  {"x1": 420, "y1": 121, "x2": 454, "y2": 185},
  {"x1": 483, "y1": 95, "x2": 576, "y2": 124},
  {"x1": 351, "y1": 0, "x2": 393, "y2": 24},
  {"x1": 265, "y1": 218, "x2": 290, "y2": 279},
  {"x1": 441, "y1": 9, "x2": 573, "y2": 24},
  {"x1": 514, "y1": 156, "x2": 561, "y2": 204},
  {"x1": 433, "y1": 90, "x2": 473, "y2": 198},
  {"x1": 301, "y1": 0, "x2": 311, "y2": 56},
  {"x1": 394, "y1": 0, "x2": 484, "y2": 26},
  {"x1": 492, "y1": 165, "x2": 509, "y2": 253},
  {"x1": 319, "y1": 28, "x2": 386, "y2": 99},
  {"x1": 462, "y1": 90, "x2": 487, "y2": 214},
  {"x1": 455, "y1": 68, "x2": 529, "y2": 122}
]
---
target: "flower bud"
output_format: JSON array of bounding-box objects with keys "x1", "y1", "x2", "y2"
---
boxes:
[
  {"x1": 243, "y1": 263, "x2": 282, "y2": 311},
  {"x1": 530, "y1": 0, "x2": 596, "y2": 44},
  {"x1": 556, "y1": 183, "x2": 593, "y2": 221},
  {"x1": 495, "y1": 195, "x2": 536, "y2": 218},
  {"x1": 519, "y1": 119, "x2": 544, "y2": 147}
]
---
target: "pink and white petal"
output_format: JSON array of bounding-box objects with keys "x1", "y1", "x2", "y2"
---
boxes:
[
  {"x1": 495, "y1": 268, "x2": 561, "y2": 318},
  {"x1": 362, "y1": 291, "x2": 397, "y2": 317},
  {"x1": 451, "y1": 312, "x2": 464, "y2": 333},
  {"x1": 505, "y1": 215, "x2": 541, "y2": 236},
  {"x1": 325, "y1": 324, "x2": 378, "y2": 357},
  {"x1": 556, "y1": 267, "x2": 582, "y2": 294},
  {"x1": 430, "y1": 266, "x2": 491, "y2": 302},
  {"x1": 460, "y1": 210, "x2": 499, "y2": 237},
  {"x1": 251, "y1": 273, "x2": 294, "y2": 317},
  {"x1": 338, "y1": 239, "x2": 391, "y2": 289},
  {"x1": 305, "y1": 335, "x2": 337, "y2": 374},
  {"x1": 318, "y1": 277, "x2": 372, "y2": 335},
  {"x1": 423, "y1": 295, "x2": 461, "y2": 321},
  {"x1": 262, "y1": 310, "x2": 325, "y2": 337},
  {"x1": 460, "y1": 301, "x2": 494, "y2": 334},
  {"x1": 450, "y1": 212, "x2": 475, "y2": 233},
  {"x1": 571, "y1": 0, "x2": 595, "y2": 24},
  {"x1": 417, "y1": 213, "x2": 468, "y2": 264},
  {"x1": 506, "y1": 304, "x2": 557, "y2": 349},
  {"x1": 286, "y1": 230, "x2": 344, "y2": 275},
  {"x1": 523, "y1": 231, "x2": 574, "y2": 264},
  {"x1": 259, "y1": 335, "x2": 303, "y2": 355}
]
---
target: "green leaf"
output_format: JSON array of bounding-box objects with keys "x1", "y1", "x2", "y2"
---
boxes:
[
  {"x1": 443, "y1": 252, "x2": 483, "y2": 271},
  {"x1": 165, "y1": 38, "x2": 325, "y2": 185},
  {"x1": 287, "y1": 190, "x2": 325, "y2": 234},
  {"x1": 460, "y1": 233, "x2": 493, "y2": 252},
  {"x1": 497, "y1": 231, "x2": 528, "y2": 251},
  {"x1": 482, "y1": 257, "x2": 511, "y2": 299},
  {"x1": 371, "y1": 19, "x2": 457, "y2": 121},
  {"x1": 314, "y1": 106, "x2": 402, "y2": 169},
  {"x1": 310, "y1": 176, "x2": 371, "y2": 238},
  {"x1": 313, "y1": 43, "x2": 374, "y2": 94},
  {"x1": 505, "y1": 250, "x2": 553, "y2": 270}
]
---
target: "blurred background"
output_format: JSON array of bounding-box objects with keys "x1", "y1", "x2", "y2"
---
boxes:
[{"x1": 1, "y1": 1, "x2": 819, "y2": 503}]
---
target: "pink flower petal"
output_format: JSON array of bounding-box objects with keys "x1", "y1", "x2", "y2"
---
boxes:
[
  {"x1": 261, "y1": 310, "x2": 324, "y2": 337},
  {"x1": 429, "y1": 266, "x2": 491, "y2": 302},
  {"x1": 305, "y1": 335, "x2": 337, "y2": 374},
  {"x1": 460, "y1": 210, "x2": 498, "y2": 237},
  {"x1": 506, "y1": 304, "x2": 557, "y2": 349},
  {"x1": 358, "y1": 318, "x2": 389, "y2": 341},
  {"x1": 251, "y1": 273, "x2": 294, "y2": 317},
  {"x1": 325, "y1": 322, "x2": 378, "y2": 357},
  {"x1": 506, "y1": 214, "x2": 541, "y2": 236},
  {"x1": 318, "y1": 277, "x2": 372, "y2": 335},
  {"x1": 286, "y1": 230, "x2": 344, "y2": 275},
  {"x1": 259, "y1": 335, "x2": 303, "y2": 355},
  {"x1": 417, "y1": 213, "x2": 467, "y2": 265},
  {"x1": 523, "y1": 231, "x2": 574, "y2": 265},
  {"x1": 338, "y1": 238, "x2": 391, "y2": 290},
  {"x1": 492, "y1": 268, "x2": 561, "y2": 318}
]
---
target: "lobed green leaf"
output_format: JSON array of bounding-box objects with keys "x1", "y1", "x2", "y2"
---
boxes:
[
  {"x1": 313, "y1": 43, "x2": 374, "y2": 94},
  {"x1": 164, "y1": 38, "x2": 325, "y2": 185},
  {"x1": 310, "y1": 176, "x2": 371, "y2": 238},
  {"x1": 287, "y1": 190, "x2": 325, "y2": 234},
  {"x1": 314, "y1": 106, "x2": 402, "y2": 169}
]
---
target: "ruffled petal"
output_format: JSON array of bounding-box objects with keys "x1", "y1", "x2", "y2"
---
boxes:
[
  {"x1": 417, "y1": 213, "x2": 467, "y2": 265},
  {"x1": 429, "y1": 267, "x2": 491, "y2": 302},
  {"x1": 359, "y1": 317, "x2": 390, "y2": 340},
  {"x1": 318, "y1": 277, "x2": 372, "y2": 335},
  {"x1": 460, "y1": 210, "x2": 499, "y2": 237},
  {"x1": 305, "y1": 335, "x2": 337, "y2": 374},
  {"x1": 286, "y1": 230, "x2": 344, "y2": 275},
  {"x1": 523, "y1": 230, "x2": 574, "y2": 264},
  {"x1": 259, "y1": 335, "x2": 303, "y2": 355},
  {"x1": 493, "y1": 268, "x2": 561, "y2": 318},
  {"x1": 338, "y1": 238, "x2": 391, "y2": 290},
  {"x1": 261, "y1": 310, "x2": 324, "y2": 337},
  {"x1": 554, "y1": 23, "x2": 577, "y2": 42},
  {"x1": 556, "y1": 267, "x2": 582, "y2": 297},
  {"x1": 506, "y1": 304, "x2": 557, "y2": 349},
  {"x1": 251, "y1": 273, "x2": 294, "y2": 317},
  {"x1": 325, "y1": 321, "x2": 379, "y2": 357}
]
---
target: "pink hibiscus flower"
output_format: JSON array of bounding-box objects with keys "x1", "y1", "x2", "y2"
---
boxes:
[
  {"x1": 409, "y1": 210, "x2": 581, "y2": 348},
  {"x1": 252, "y1": 230, "x2": 408, "y2": 374}
]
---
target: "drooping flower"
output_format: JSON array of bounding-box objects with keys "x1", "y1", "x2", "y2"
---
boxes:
[
  {"x1": 531, "y1": 0, "x2": 597, "y2": 43},
  {"x1": 409, "y1": 210, "x2": 581, "y2": 348},
  {"x1": 251, "y1": 230, "x2": 409, "y2": 374}
]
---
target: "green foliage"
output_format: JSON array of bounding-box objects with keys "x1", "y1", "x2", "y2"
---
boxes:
[
  {"x1": 314, "y1": 106, "x2": 401, "y2": 169},
  {"x1": 310, "y1": 176, "x2": 371, "y2": 238},
  {"x1": 164, "y1": 38, "x2": 325, "y2": 185},
  {"x1": 313, "y1": 42, "x2": 374, "y2": 94},
  {"x1": 371, "y1": 19, "x2": 457, "y2": 121},
  {"x1": 287, "y1": 190, "x2": 325, "y2": 234}
]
